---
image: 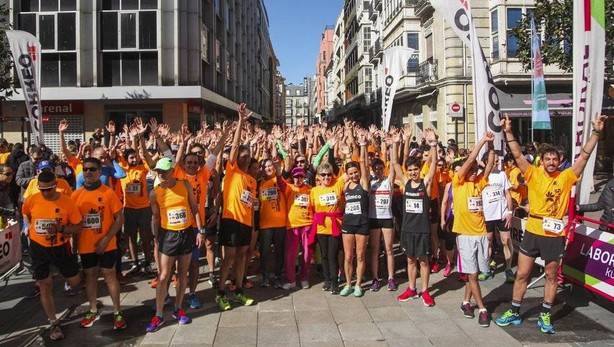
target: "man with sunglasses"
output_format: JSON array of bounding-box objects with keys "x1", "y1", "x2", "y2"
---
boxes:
[
  {"x1": 22, "y1": 170, "x2": 82, "y2": 341},
  {"x1": 15, "y1": 145, "x2": 43, "y2": 204},
  {"x1": 23, "y1": 161, "x2": 73, "y2": 200},
  {"x1": 72, "y1": 158, "x2": 126, "y2": 330}
]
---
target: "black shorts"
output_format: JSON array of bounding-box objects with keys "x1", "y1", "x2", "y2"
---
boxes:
[
  {"x1": 486, "y1": 219, "x2": 509, "y2": 234},
  {"x1": 124, "y1": 207, "x2": 152, "y2": 235},
  {"x1": 80, "y1": 250, "x2": 118, "y2": 269},
  {"x1": 519, "y1": 232, "x2": 565, "y2": 263},
  {"x1": 342, "y1": 224, "x2": 370, "y2": 235},
  {"x1": 429, "y1": 199, "x2": 440, "y2": 223},
  {"x1": 158, "y1": 228, "x2": 196, "y2": 256},
  {"x1": 369, "y1": 218, "x2": 393, "y2": 229},
  {"x1": 219, "y1": 218, "x2": 252, "y2": 247},
  {"x1": 400, "y1": 233, "x2": 431, "y2": 258},
  {"x1": 30, "y1": 241, "x2": 80, "y2": 281}
]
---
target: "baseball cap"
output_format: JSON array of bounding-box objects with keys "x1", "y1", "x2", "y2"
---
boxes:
[
  {"x1": 37, "y1": 160, "x2": 53, "y2": 172},
  {"x1": 291, "y1": 167, "x2": 305, "y2": 177},
  {"x1": 154, "y1": 157, "x2": 173, "y2": 171}
]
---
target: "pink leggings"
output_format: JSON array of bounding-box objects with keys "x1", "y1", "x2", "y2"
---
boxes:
[{"x1": 285, "y1": 226, "x2": 314, "y2": 283}]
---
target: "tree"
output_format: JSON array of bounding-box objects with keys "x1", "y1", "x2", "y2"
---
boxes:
[
  {"x1": 0, "y1": 3, "x2": 14, "y2": 101},
  {"x1": 513, "y1": 0, "x2": 614, "y2": 82}
]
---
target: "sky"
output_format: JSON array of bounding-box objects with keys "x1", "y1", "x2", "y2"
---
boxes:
[{"x1": 264, "y1": 0, "x2": 343, "y2": 85}]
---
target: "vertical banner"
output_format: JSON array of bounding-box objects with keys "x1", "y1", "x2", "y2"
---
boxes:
[
  {"x1": 572, "y1": 0, "x2": 605, "y2": 204},
  {"x1": 381, "y1": 46, "x2": 415, "y2": 131},
  {"x1": 5, "y1": 30, "x2": 44, "y2": 146},
  {"x1": 530, "y1": 17, "x2": 551, "y2": 130},
  {"x1": 430, "y1": 0, "x2": 504, "y2": 154},
  {"x1": 0, "y1": 223, "x2": 21, "y2": 276}
]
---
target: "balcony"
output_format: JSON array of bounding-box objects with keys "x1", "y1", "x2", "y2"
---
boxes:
[
  {"x1": 369, "y1": 39, "x2": 383, "y2": 63},
  {"x1": 415, "y1": 0, "x2": 434, "y2": 17},
  {"x1": 417, "y1": 60, "x2": 438, "y2": 84}
]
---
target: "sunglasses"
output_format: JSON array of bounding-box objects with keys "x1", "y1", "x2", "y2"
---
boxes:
[
  {"x1": 295, "y1": 160, "x2": 306, "y2": 164},
  {"x1": 191, "y1": 151, "x2": 204, "y2": 155},
  {"x1": 83, "y1": 167, "x2": 99, "y2": 172},
  {"x1": 319, "y1": 173, "x2": 332, "y2": 177}
]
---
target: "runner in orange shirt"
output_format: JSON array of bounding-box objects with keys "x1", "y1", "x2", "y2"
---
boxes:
[{"x1": 72, "y1": 157, "x2": 126, "y2": 330}]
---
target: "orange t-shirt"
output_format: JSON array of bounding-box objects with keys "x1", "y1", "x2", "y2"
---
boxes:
[
  {"x1": 284, "y1": 181, "x2": 313, "y2": 228},
  {"x1": 72, "y1": 185, "x2": 123, "y2": 254},
  {"x1": 420, "y1": 163, "x2": 440, "y2": 200},
  {"x1": 22, "y1": 193, "x2": 82, "y2": 247},
  {"x1": 174, "y1": 165, "x2": 212, "y2": 226},
  {"x1": 119, "y1": 161, "x2": 150, "y2": 209},
  {"x1": 222, "y1": 161, "x2": 257, "y2": 227},
  {"x1": 259, "y1": 177, "x2": 287, "y2": 229},
  {"x1": 310, "y1": 177, "x2": 345, "y2": 235},
  {"x1": 154, "y1": 180, "x2": 195, "y2": 231},
  {"x1": 23, "y1": 177, "x2": 73, "y2": 200},
  {"x1": 67, "y1": 155, "x2": 83, "y2": 176}
]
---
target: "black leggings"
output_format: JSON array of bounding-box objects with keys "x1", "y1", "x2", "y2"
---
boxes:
[
  {"x1": 259, "y1": 227, "x2": 286, "y2": 278},
  {"x1": 317, "y1": 235, "x2": 340, "y2": 284}
]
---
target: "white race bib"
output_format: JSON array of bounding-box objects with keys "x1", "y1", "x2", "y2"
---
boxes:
[
  {"x1": 294, "y1": 194, "x2": 309, "y2": 207},
  {"x1": 83, "y1": 213, "x2": 102, "y2": 229},
  {"x1": 319, "y1": 193, "x2": 337, "y2": 207},
  {"x1": 34, "y1": 219, "x2": 56, "y2": 235},
  {"x1": 468, "y1": 197, "x2": 483, "y2": 212},
  {"x1": 261, "y1": 187, "x2": 278, "y2": 201},
  {"x1": 483, "y1": 188, "x2": 503, "y2": 204},
  {"x1": 167, "y1": 208, "x2": 188, "y2": 226},
  {"x1": 240, "y1": 190, "x2": 253, "y2": 207},
  {"x1": 405, "y1": 199, "x2": 423, "y2": 214},
  {"x1": 375, "y1": 195, "x2": 391, "y2": 208},
  {"x1": 542, "y1": 217, "x2": 565, "y2": 234},
  {"x1": 345, "y1": 201, "x2": 362, "y2": 214},
  {"x1": 126, "y1": 183, "x2": 141, "y2": 194}
]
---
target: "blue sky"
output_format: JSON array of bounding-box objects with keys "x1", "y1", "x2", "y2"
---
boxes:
[{"x1": 264, "y1": 0, "x2": 343, "y2": 85}]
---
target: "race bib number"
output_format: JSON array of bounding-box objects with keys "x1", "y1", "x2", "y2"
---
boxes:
[
  {"x1": 405, "y1": 199, "x2": 423, "y2": 214},
  {"x1": 345, "y1": 201, "x2": 362, "y2": 214},
  {"x1": 126, "y1": 183, "x2": 141, "y2": 194},
  {"x1": 83, "y1": 213, "x2": 102, "y2": 229},
  {"x1": 240, "y1": 190, "x2": 253, "y2": 207},
  {"x1": 319, "y1": 193, "x2": 337, "y2": 207},
  {"x1": 294, "y1": 194, "x2": 309, "y2": 207},
  {"x1": 468, "y1": 197, "x2": 483, "y2": 212},
  {"x1": 542, "y1": 217, "x2": 565, "y2": 234},
  {"x1": 34, "y1": 219, "x2": 56, "y2": 235},
  {"x1": 483, "y1": 188, "x2": 503, "y2": 204},
  {"x1": 167, "y1": 208, "x2": 188, "y2": 226},
  {"x1": 261, "y1": 187, "x2": 278, "y2": 201},
  {"x1": 375, "y1": 195, "x2": 391, "y2": 208}
]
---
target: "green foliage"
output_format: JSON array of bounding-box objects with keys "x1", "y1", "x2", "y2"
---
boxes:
[
  {"x1": 512, "y1": 0, "x2": 613, "y2": 81},
  {"x1": 0, "y1": 3, "x2": 14, "y2": 101}
]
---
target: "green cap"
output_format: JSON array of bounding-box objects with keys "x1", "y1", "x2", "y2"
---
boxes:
[{"x1": 154, "y1": 157, "x2": 173, "y2": 171}]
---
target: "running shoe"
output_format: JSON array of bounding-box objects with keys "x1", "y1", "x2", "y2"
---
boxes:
[
  {"x1": 397, "y1": 287, "x2": 418, "y2": 302},
  {"x1": 216, "y1": 295, "x2": 232, "y2": 311},
  {"x1": 478, "y1": 310, "x2": 491, "y2": 327},
  {"x1": 322, "y1": 281, "x2": 331, "y2": 291},
  {"x1": 49, "y1": 323, "x2": 64, "y2": 341},
  {"x1": 537, "y1": 312, "x2": 555, "y2": 334},
  {"x1": 489, "y1": 260, "x2": 497, "y2": 271},
  {"x1": 172, "y1": 274, "x2": 178, "y2": 288},
  {"x1": 442, "y1": 263, "x2": 453, "y2": 277},
  {"x1": 150, "y1": 277, "x2": 160, "y2": 289},
  {"x1": 234, "y1": 292, "x2": 255, "y2": 306},
  {"x1": 113, "y1": 312, "x2": 127, "y2": 330},
  {"x1": 125, "y1": 264, "x2": 141, "y2": 276},
  {"x1": 187, "y1": 293, "x2": 202, "y2": 309},
  {"x1": 505, "y1": 269, "x2": 516, "y2": 283},
  {"x1": 208, "y1": 275, "x2": 218, "y2": 288},
  {"x1": 495, "y1": 309, "x2": 522, "y2": 326},
  {"x1": 64, "y1": 282, "x2": 78, "y2": 296},
  {"x1": 339, "y1": 285, "x2": 353, "y2": 297},
  {"x1": 387, "y1": 278, "x2": 398, "y2": 291},
  {"x1": 430, "y1": 262, "x2": 442, "y2": 273},
  {"x1": 142, "y1": 264, "x2": 155, "y2": 277},
  {"x1": 172, "y1": 308, "x2": 192, "y2": 325},
  {"x1": 421, "y1": 291, "x2": 435, "y2": 307},
  {"x1": 370, "y1": 278, "x2": 382, "y2": 292},
  {"x1": 330, "y1": 283, "x2": 340, "y2": 295},
  {"x1": 353, "y1": 286, "x2": 365, "y2": 297},
  {"x1": 282, "y1": 282, "x2": 297, "y2": 290},
  {"x1": 478, "y1": 272, "x2": 494, "y2": 281},
  {"x1": 461, "y1": 302, "x2": 475, "y2": 318},
  {"x1": 301, "y1": 280, "x2": 310, "y2": 289},
  {"x1": 80, "y1": 310, "x2": 99, "y2": 328},
  {"x1": 146, "y1": 315, "x2": 165, "y2": 333},
  {"x1": 117, "y1": 273, "x2": 129, "y2": 285}
]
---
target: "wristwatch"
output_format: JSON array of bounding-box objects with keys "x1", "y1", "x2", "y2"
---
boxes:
[{"x1": 198, "y1": 228, "x2": 207, "y2": 235}]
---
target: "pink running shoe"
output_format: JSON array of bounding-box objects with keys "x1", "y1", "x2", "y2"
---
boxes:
[
  {"x1": 421, "y1": 291, "x2": 435, "y2": 307},
  {"x1": 442, "y1": 263, "x2": 453, "y2": 277}
]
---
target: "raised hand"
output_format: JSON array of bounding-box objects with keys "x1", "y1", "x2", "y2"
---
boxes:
[
  {"x1": 423, "y1": 128, "x2": 438, "y2": 146},
  {"x1": 403, "y1": 123, "x2": 413, "y2": 140},
  {"x1": 237, "y1": 102, "x2": 252, "y2": 121},
  {"x1": 148, "y1": 117, "x2": 158, "y2": 134},
  {"x1": 592, "y1": 114, "x2": 607, "y2": 133},
  {"x1": 502, "y1": 113, "x2": 512, "y2": 133},
  {"x1": 58, "y1": 119, "x2": 69, "y2": 133},
  {"x1": 483, "y1": 131, "x2": 495, "y2": 143}
]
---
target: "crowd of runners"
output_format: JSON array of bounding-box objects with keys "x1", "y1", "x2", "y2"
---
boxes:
[{"x1": 0, "y1": 103, "x2": 608, "y2": 341}]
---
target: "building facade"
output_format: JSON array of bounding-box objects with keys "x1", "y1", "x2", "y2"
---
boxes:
[
  {"x1": 0, "y1": 0, "x2": 278, "y2": 152},
  {"x1": 314, "y1": 26, "x2": 334, "y2": 116},
  {"x1": 272, "y1": 71, "x2": 286, "y2": 125},
  {"x1": 284, "y1": 80, "x2": 313, "y2": 128}
]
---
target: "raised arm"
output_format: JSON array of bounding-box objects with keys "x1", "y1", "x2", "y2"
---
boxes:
[
  {"x1": 357, "y1": 132, "x2": 369, "y2": 189},
  {"x1": 458, "y1": 132, "x2": 493, "y2": 181},
  {"x1": 58, "y1": 119, "x2": 73, "y2": 161},
  {"x1": 389, "y1": 132, "x2": 400, "y2": 184},
  {"x1": 502, "y1": 114, "x2": 530, "y2": 174},
  {"x1": 483, "y1": 141, "x2": 496, "y2": 178},
  {"x1": 571, "y1": 115, "x2": 606, "y2": 177},
  {"x1": 229, "y1": 103, "x2": 251, "y2": 163},
  {"x1": 402, "y1": 124, "x2": 412, "y2": 169},
  {"x1": 423, "y1": 129, "x2": 438, "y2": 191}
]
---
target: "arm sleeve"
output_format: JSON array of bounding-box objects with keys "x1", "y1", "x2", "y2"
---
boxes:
[
  {"x1": 112, "y1": 160, "x2": 127, "y2": 179},
  {"x1": 204, "y1": 154, "x2": 217, "y2": 171},
  {"x1": 276, "y1": 141, "x2": 288, "y2": 160},
  {"x1": 311, "y1": 142, "x2": 330, "y2": 169}
]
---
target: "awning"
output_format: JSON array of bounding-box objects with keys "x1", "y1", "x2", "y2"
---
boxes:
[{"x1": 497, "y1": 89, "x2": 573, "y2": 118}]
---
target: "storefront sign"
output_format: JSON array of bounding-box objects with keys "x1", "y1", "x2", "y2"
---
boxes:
[
  {"x1": 563, "y1": 224, "x2": 614, "y2": 301},
  {"x1": 42, "y1": 101, "x2": 83, "y2": 116},
  {"x1": 0, "y1": 223, "x2": 21, "y2": 277}
]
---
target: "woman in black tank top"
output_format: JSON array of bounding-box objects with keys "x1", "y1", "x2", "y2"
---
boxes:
[{"x1": 339, "y1": 134, "x2": 370, "y2": 297}]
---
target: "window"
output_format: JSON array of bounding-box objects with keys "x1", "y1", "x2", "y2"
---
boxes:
[
  {"x1": 407, "y1": 32, "x2": 419, "y2": 51},
  {"x1": 363, "y1": 26, "x2": 371, "y2": 53},
  {"x1": 121, "y1": 13, "x2": 137, "y2": 48},
  {"x1": 139, "y1": 11, "x2": 157, "y2": 49},
  {"x1": 100, "y1": 1, "x2": 158, "y2": 50},
  {"x1": 491, "y1": 9, "x2": 499, "y2": 59},
  {"x1": 215, "y1": 39, "x2": 221, "y2": 71},
  {"x1": 102, "y1": 52, "x2": 158, "y2": 86},
  {"x1": 42, "y1": 53, "x2": 77, "y2": 87},
  {"x1": 425, "y1": 33, "x2": 433, "y2": 61},
  {"x1": 201, "y1": 26, "x2": 209, "y2": 62},
  {"x1": 506, "y1": 8, "x2": 522, "y2": 57}
]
